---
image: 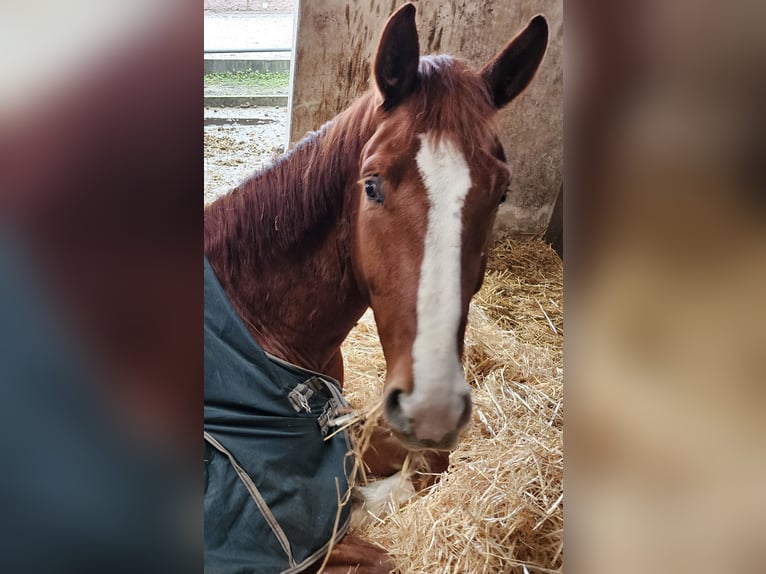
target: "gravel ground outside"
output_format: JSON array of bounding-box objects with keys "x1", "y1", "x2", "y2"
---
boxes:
[{"x1": 204, "y1": 106, "x2": 289, "y2": 204}]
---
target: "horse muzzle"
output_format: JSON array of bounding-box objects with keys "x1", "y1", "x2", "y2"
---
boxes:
[{"x1": 383, "y1": 387, "x2": 473, "y2": 451}]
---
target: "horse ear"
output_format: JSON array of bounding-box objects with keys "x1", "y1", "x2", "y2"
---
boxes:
[
  {"x1": 481, "y1": 15, "x2": 549, "y2": 109},
  {"x1": 374, "y1": 3, "x2": 420, "y2": 111}
]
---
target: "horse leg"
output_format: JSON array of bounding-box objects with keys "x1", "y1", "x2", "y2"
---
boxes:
[
  {"x1": 349, "y1": 427, "x2": 449, "y2": 531},
  {"x1": 362, "y1": 424, "x2": 450, "y2": 491},
  {"x1": 307, "y1": 534, "x2": 392, "y2": 574}
]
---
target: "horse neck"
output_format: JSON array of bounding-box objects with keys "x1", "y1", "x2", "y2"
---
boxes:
[{"x1": 204, "y1": 95, "x2": 378, "y2": 380}]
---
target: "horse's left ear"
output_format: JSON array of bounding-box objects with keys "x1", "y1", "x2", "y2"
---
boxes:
[
  {"x1": 481, "y1": 15, "x2": 549, "y2": 109},
  {"x1": 374, "y1": 3, "x2": 420, "y2": 111}
]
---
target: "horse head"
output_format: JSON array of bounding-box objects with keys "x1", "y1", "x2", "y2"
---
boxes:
[{"x1": 351, "y1": 3, "x2": 548, "y2": 451}]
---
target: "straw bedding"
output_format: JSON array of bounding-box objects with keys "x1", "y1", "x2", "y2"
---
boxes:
[{"x1": 340, "y1": 234, "x2": 564, "y2": 573}]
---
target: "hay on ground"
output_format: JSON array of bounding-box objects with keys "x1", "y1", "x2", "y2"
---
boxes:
[{"x1": 340, "y1": 234, "x2": 563, "y2": 573}]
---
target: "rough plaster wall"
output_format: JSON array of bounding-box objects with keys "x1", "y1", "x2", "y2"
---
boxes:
[{"x1": 289, "y1": 0, "x2": 562, "y2": 233}]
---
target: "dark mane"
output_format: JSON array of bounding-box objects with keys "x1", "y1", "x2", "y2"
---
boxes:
[{"x1": 204, "y1": 91, "x2": 379, "y2": 278}]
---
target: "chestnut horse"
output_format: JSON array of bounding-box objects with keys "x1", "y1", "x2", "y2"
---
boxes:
[{"x1": 205, "y1": 4, "x2": 548, "y2": 572}]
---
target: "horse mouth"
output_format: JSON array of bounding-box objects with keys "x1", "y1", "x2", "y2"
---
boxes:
[{"x1": 387, "y1": 425, "x2": 462, "y2": 452}]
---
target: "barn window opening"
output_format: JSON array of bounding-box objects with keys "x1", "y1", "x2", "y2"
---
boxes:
[{"x1": 204, "y1": 0, "x2": 295, "y2": 204}]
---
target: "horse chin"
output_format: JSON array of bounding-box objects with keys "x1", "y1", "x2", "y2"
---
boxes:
[{"x1": 387, "y1": 425, "x2": 461, "y2": 453}]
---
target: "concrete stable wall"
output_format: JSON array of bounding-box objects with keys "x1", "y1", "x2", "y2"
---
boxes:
[
  {"x1": 289, "y1": 0, "x2": 562, "y2": 233},
  {"x1": 204, "y1": 59, "x2": 291, "y2": 74}
]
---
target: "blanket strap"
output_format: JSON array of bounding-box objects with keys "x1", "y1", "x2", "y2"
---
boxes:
[{"x1": 204, "y1": 431, "x2": 297, "y2": 569}]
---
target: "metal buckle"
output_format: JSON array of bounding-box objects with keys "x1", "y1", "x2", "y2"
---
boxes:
[
  {"x1": 287, "y1": 377, "x2": 326, "y2": 414},
  {"x1": 317, "y1": 396, "x2": 342, "y2": 437},
  {"x1": 288, "y1": 383, "x2": 314, "y2": 413}
]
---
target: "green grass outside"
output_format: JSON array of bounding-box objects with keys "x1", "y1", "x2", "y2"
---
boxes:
[{"x1": 204, "y1": 71, "x2": 290, "y2": 89}]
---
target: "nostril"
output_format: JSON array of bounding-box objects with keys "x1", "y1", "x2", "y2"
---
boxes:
[
  {"x1": 384, "y1": 388, "x2": 401, "y2": 418},
  {"x1": 384, "y1": 389, "x2": 411, "y2": 435},
  {"x1": 457, "y1": 394, "x2": 472, "y2": 428}
]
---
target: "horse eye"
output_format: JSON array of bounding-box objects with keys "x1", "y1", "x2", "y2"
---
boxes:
[{"x1": 364, "y1": 177, "x2": 384, "y2": 204}]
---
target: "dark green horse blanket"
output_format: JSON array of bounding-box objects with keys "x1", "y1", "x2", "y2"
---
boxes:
[{"x1": 204, "y1": 258, "x2": 354, "y2": 573}]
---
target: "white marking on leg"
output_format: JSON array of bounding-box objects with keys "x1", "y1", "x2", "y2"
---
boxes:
[
  {"x1": 400, "y1": 133, "x2": 472, "y2": 442},
  {"x1": 350, "y1": 471, "x2": 416, "y2": 530}
]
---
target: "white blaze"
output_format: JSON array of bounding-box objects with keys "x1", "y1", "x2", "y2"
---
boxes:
[{"x1": 400, "y1": 133, "x2": 472, "y2": 442}]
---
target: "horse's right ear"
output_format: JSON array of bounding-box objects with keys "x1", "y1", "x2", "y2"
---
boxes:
[{"x1": 374, "y1": 3, "x2": 420, "y2": 111}]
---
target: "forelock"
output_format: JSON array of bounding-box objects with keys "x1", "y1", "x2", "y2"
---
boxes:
[{"x1": 407, "y1": 56, "x2": 498, "y2": 160}]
